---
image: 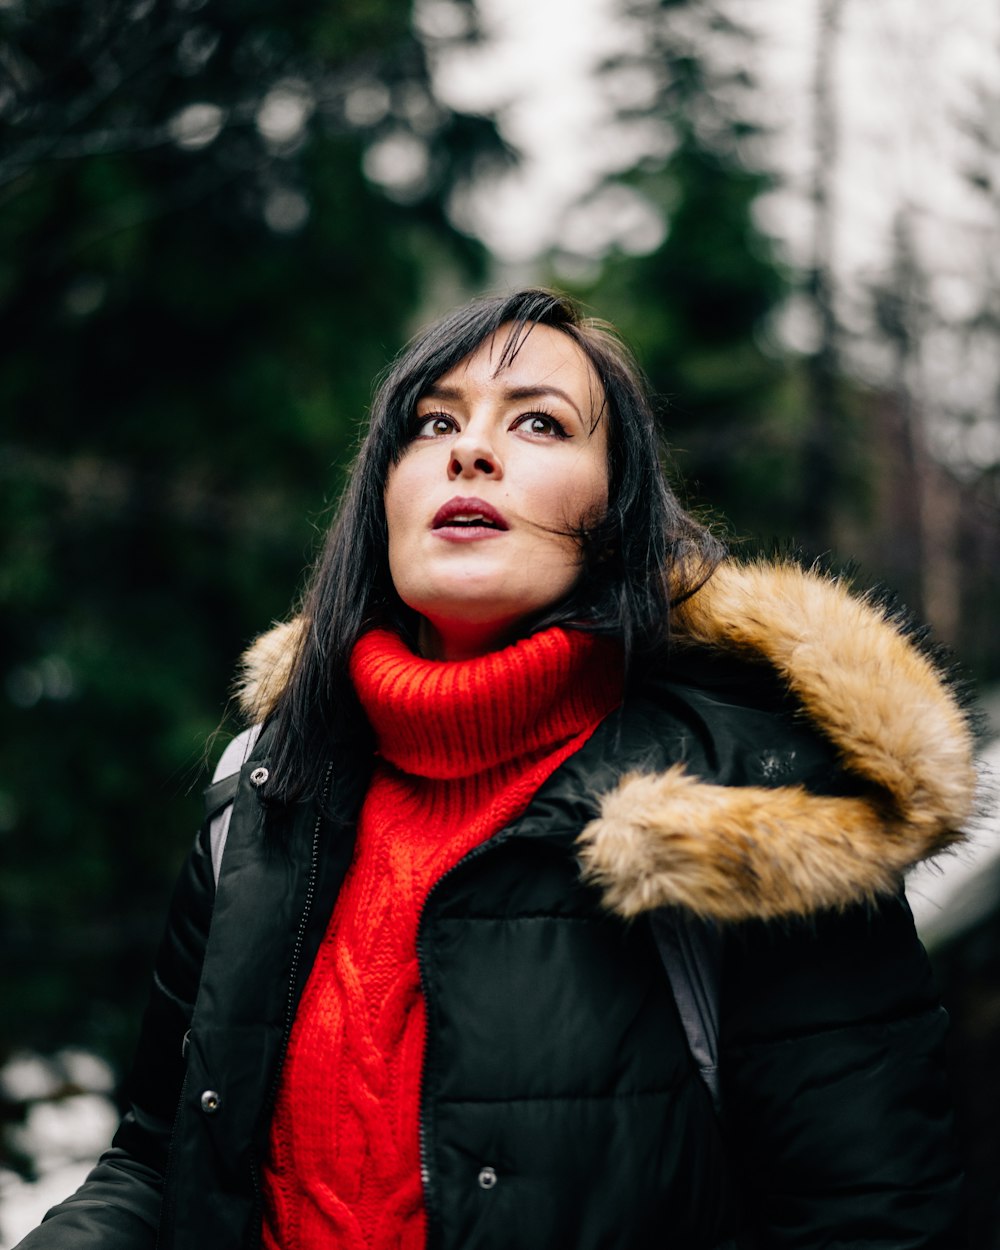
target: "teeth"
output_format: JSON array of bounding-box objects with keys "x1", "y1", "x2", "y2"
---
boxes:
[{"x1": 437, "y1": 510, "x2": 501, "y2": 528}]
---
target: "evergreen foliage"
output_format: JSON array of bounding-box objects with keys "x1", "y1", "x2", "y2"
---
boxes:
[
  {"x1": 565, "y1": 3, "x2": 802, "y2": 544},
  {"x1": 0, "y1": 0, "x2": 494, "y2": 1073}
]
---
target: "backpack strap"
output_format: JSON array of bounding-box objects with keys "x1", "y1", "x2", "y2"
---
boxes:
[
  {"x1": 203, "y1": 725, "x2": 262, "y2": 887},
  {"x1": 647, "y1": 909, "x2": 722, "y2": 1117}
]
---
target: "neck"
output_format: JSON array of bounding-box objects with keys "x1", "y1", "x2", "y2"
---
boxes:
[{"x1": 417, "y1": 615, "x2": 519, "y2": 661}]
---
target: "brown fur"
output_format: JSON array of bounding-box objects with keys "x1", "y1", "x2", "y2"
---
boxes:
[
  {"x1": 578, "y1": 560, "x2": 976, "y2": 921},
  {"x1": 235, "y1": 617, "x2": 305, "y2": 722},
  {"x1": 236, "y1": 560, "x2": 977, "y2": 922}
]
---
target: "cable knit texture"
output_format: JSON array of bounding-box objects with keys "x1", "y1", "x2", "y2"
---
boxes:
[{"x1": 261, "y1": 626, "x2": 623, "y2": 1250}]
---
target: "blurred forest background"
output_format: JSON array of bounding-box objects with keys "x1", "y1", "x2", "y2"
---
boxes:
[{"x1": 2, "y1": 0, "x2": 999, "y2": 1243}]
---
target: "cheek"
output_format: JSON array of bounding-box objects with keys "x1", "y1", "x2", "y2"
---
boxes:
[
  {"x1": 384, "y1": 474, "x2": 417, "y2": 605},
  {"x1": 588, "y1": 463, "x2": 610, "y2": 514},
  {"x1": 384, "y1": 463, "x2": 412, "y2": 554},
  {"x1": 547, "y1": 455, "x2": 608, "y2": 529}
]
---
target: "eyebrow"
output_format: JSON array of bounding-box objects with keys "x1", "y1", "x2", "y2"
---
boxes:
[{"x1": 420, "y1": 382, "x2": 585, "y2": 421}]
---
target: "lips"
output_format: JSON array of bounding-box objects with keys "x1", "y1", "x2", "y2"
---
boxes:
[{"x1": 432, "y1": 497, "x2": 509, "y2": 531}]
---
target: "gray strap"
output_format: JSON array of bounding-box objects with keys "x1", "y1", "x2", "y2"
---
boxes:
[
  {"x1": 209, "y1": 804, "x2": 233, "y2": 888},
  {"x1": 648, "y1": 909, "x2": 722, "y2": 1116},
  {"x1": 211, "y1": 725, "x2": 263, "y2": 783},
  {"x1": 208, "y1": 726, "x2": 262, "y2": 887}
]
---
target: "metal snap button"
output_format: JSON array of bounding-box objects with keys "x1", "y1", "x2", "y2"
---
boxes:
[
  {"x1": 249, "y1": 766, "x2": 269, "y2": 787},
  {"x1": 477, "y1": 1166, "x2": 498, "y2": 1190},
  {"x1": 200, "y1": 1089, "x2": 221, "y2": 1115},
  {"x1": 752, "y1": 749, "x2": 795, "y2": 782}
]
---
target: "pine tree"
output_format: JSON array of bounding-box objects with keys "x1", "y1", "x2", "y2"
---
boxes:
[{"x1": 0, "y1": 0, "x2": 498, "y2": 1078}]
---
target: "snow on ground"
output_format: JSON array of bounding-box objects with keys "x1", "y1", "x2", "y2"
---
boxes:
[
  {"x1": 1, "y1": 1158, "x2": 101, "y2": 1249},
  {"x1": 0, "y1": 1053, "x2": 118, "y2": 1249},
  {"x1": 907, "y1": 735, "x2": 1000, "y2": 949}
]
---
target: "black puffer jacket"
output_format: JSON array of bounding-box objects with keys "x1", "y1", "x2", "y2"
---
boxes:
[{"x1": 18, "y1": 563, "x2": 975, "y2": 1249}]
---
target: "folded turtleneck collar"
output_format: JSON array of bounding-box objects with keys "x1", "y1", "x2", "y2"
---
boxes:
[{"x1": 349, "y1": 626, "x2": 624, "y2": 780}]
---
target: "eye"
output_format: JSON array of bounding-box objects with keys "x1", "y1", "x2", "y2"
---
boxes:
[
  {"x1": 412, "y1": 413, "x2": 456, "y2": 438},
  {"x1": 512, "y1": 411, "x2": 569, "y2": 439}
]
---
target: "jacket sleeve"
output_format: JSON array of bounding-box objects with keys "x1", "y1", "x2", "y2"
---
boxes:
[
  {"x1": 721, "y1": 892, "x2": 965, "y2": 1249},
  {"x1": 13, "y1": 820, "x2": 217, "y2": 1249}
]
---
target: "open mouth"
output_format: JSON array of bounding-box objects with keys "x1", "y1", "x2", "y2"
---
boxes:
[
  {"x1": 432, "y1": 497, "x2": 509, "y2": 531},
  {"x1": 440, "y1": 515, "x2": 502, "y2": 529}
]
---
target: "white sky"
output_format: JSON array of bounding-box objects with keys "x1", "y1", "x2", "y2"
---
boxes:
[
  {"x1": 431, "y1": 0, "x2": 999, "y2": 266},
  {"x1": 428, "y1": 0, "x2": 637, "y2": 262},
  {"x1": 425, "y1": 0, "x2": 1000, "y2": 466}
]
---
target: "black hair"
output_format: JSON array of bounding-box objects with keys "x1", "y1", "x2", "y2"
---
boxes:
[{"x1": 258, "y1": 288, "x2": 724, "y2": 802}]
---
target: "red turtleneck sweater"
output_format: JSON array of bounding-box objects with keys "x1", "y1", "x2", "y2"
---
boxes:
[{"x1": 261, "y1": 626, "x2": 623, "y2": 1250}]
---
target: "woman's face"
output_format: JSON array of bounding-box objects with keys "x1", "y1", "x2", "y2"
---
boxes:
[{"x1": 384, "y1": 322, "x2": 609, "y2": 660}]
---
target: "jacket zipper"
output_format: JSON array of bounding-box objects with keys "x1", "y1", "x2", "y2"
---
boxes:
[
  {"x1": 157, "y1": 1067, "x2": 190, "y2": 1249},
  {"x1": 248, "y1": 760, "x2": 334, "y2": 1247},
  {"x1": 415, "y1": 825, "x2": 516, "y2": 1247}
]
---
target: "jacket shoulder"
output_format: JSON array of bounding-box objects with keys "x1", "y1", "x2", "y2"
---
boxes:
[
  {"x1": 640, "y1": 644, "x2": 848, "y2": 791},
  {"x1": 578, "y1": 561, "x2": 978, "y2": 924}
]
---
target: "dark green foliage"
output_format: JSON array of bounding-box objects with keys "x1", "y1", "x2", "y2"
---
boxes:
[
  {"x1": 0, "y1": 0, "x2": 493, "y2": 1083},
  {"x1": 568, "y1": 4, "x2": 826, "y2": 547},
  {"x1": 587, "y1": 142, "x2": 796, "y2": 542}
]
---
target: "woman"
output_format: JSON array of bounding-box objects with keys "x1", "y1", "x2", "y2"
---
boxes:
[{"x1": 18, "y1": 288, "x2": 974, "y2": 1248}]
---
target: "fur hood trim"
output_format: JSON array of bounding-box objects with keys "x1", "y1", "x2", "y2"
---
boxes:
[
  {"x1": 235, "y1": 618, "x2": 305, "y2": 721},
  {"x1": 236, "y1": 560, "x2": 977, "y2": 923},
  {"x1": 577, "y1": 560, "x2": 977, "y2": 921}
]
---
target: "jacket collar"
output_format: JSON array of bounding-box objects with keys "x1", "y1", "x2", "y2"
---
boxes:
[{"x1": 235, "y1": 560, "x2": 977, "y2": 924}]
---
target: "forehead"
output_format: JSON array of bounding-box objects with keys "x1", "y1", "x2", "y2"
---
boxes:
[{"x1": 427, "y1": 322, "x2": 605, "y2": 416}]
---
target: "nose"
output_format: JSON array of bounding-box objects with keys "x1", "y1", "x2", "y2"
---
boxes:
[{"x1": 448, "y1": 422, "x2": 502, "y2": 480}]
